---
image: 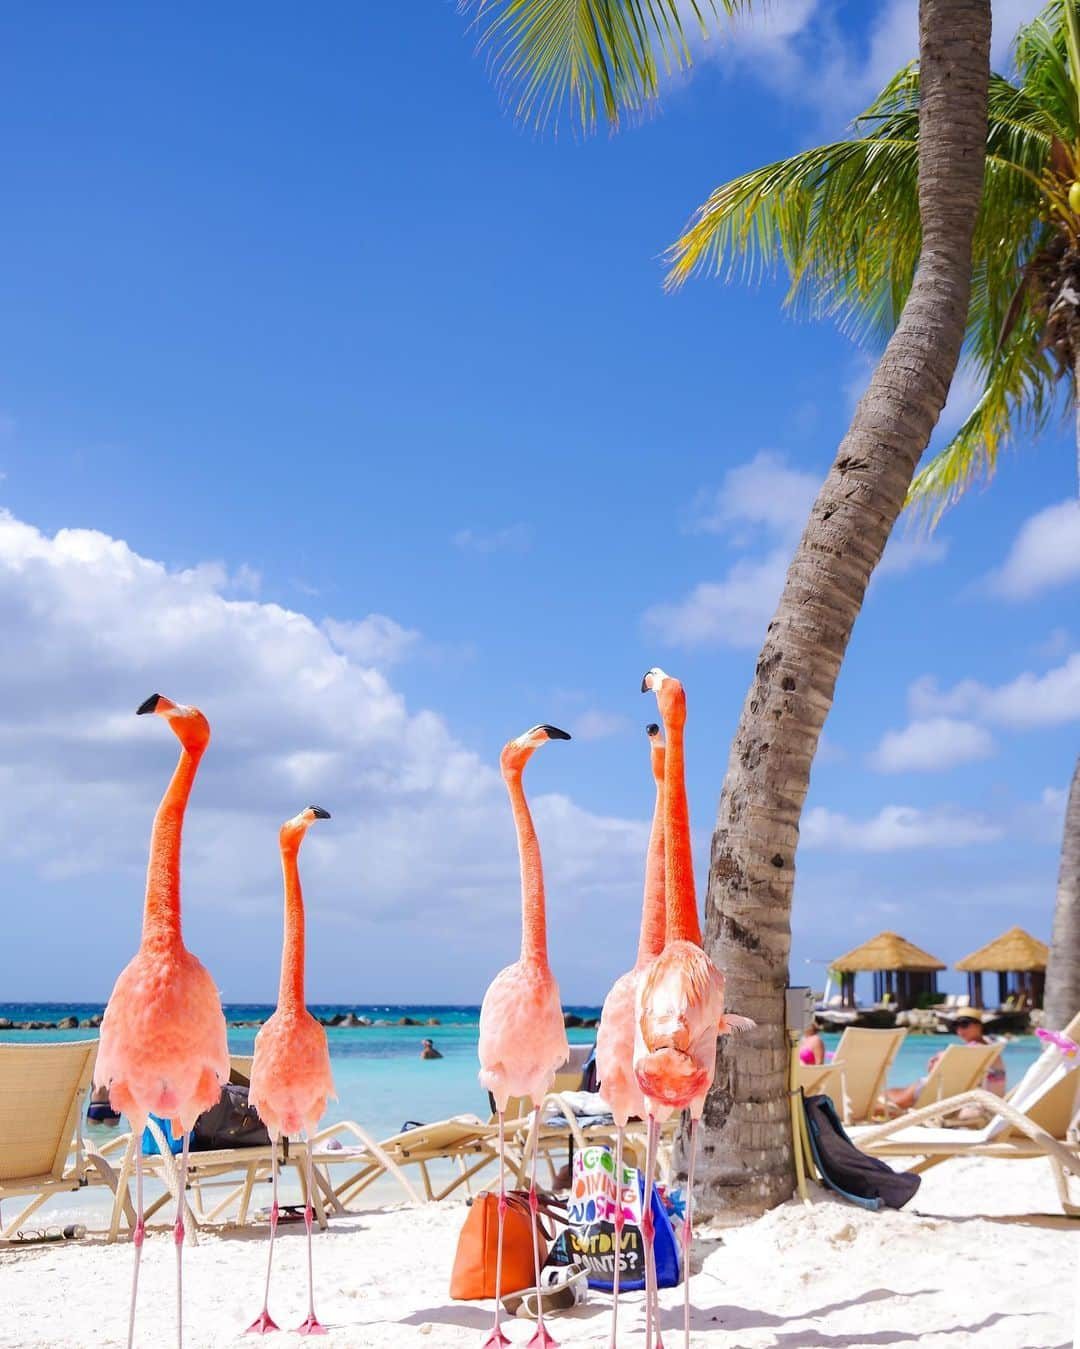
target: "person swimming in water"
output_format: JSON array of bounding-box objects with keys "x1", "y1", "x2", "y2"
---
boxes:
[{"x1": 420, "y1": 1038, "x2": 443, "y2": 1060}]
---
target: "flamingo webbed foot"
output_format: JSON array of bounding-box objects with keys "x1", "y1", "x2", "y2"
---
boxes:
[
  {"x1": 245, "y1": 1310, "x2": 280, "y2": 1335},
  {"x1": 480, "y1": 1328, "x2": 511, "y2": 1349},
  {"x1": 525, "y1": 1326, "x2": 559, "y2": 1349},
  {"x1": 295, "y1": 1314, "x2": 328, "y2": 1335}
]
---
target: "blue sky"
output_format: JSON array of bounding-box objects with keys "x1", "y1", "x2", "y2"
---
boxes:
[{"x1": 1, "y1": 0, "x2": 1076, "y2": 1005}]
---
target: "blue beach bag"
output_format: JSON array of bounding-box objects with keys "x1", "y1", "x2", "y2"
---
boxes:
[
  {"x1": 141, "y1": 1114, "x2": 187, "y2": 1157},
  {"x1": 562, "y1": 1145, "x2": 681, "y2": 1292}
]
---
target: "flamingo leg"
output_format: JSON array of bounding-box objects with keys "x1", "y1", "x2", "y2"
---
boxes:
[
  {"x1": 481, "y1": 1112, "x2": 510, "y2": 1349},
  {"x1": 526, "y1": 1105, "x2": 556, "y2": 1349},
  {"x1": 295, "y1": 1137, "x2": 327, "y2": 1335},
  {"x1": 607, "y1": 1126, "x2": 625, "y2": 1349},
  {"x1": 641, "y1": 1115, "x2": 664, "y2": 1349},
  {"x1": 681, "y1": 1118, "x2": 698, "y2": 1349},
  {"x1": 246, "y1": 1146, "x2": 280, "y2": 1334},
  {"x1": 174, "y1": 1132, "x2": 190, "y2": 1349},
  {"x1": 127, "y1": 1142, "x2": 145, "y2": 1349}
]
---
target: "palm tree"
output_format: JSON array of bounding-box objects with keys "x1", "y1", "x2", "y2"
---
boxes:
[
  {"x1": 461, "y1": 0, "x2": 992, "y2": 1215},
  {"x1": 667, "y1": 0, "x2": 1078, "y2": 1047}
]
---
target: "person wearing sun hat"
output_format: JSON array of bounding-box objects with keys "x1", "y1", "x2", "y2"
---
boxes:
[{"x1": 886, "y1": 1004, "x2": 1006, "y2": 1111}]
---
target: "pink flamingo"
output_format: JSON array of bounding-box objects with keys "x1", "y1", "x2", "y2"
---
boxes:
[
  {"x1": 247, "y1": 806, "x2": 335, "y2": 1337},
  {"x1": 478, "y1": 724, "x2": 572, "y2": 1349},
  {"x1": 96, "y1": 695, "x2": 229, "y2": 1349},
  {"x1": 594, "y1": 722, "x2": 666, "y2": 1348},
  {"x1": 635, "y1": 669, "x2": 754, "y2": 1349}
]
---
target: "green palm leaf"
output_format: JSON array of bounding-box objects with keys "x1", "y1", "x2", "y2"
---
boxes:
[{"x1": 461, "y1": 0, "x2": 748, "y2": 132}]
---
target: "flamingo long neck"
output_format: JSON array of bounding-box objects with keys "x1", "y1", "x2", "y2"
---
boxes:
[
  {"x1": 141, "y1": 744, "x2": 201, "y2": 948},
  {"x1": 278, "y1": 840, "x2": 306, "y2": 1012},
  {"x1": 505, "y1": 765, "x2": 549, "y2": 967},
  {"x1": 636, "y1": 746, "x2": 666, "y2": 966},
  {"x1": 663, "y1": 699, "x2": 702, "y2": 947}
]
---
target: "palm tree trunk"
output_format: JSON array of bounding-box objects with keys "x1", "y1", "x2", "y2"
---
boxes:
[
  {"x1": 696, "y1": 0, "x2": 992, "y2": 1220},
  {"x1": 1045, "y1": 754, "x2": 1080, "y2": 1030}
]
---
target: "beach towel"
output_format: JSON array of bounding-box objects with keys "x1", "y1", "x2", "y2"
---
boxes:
[
  {"x1": 557, "y1": 1144, "x2": 681, "y2": 1291},
  {"x1": 804, "y1": 1094, "x2": 921, "y2": 1211}
]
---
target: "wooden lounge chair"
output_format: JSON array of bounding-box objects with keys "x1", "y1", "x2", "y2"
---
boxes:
[
  {"x1": 852, "y1": 1014, "x2": 1080, "y2": 1215},
  {"x1": 830, "y1": 1027, "x2": 907, "y2": 1124},
  {"x1": 0, "y1": 1040, "x2": 132, "y2": 1240}
]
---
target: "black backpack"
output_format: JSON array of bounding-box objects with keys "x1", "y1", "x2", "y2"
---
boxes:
[
  {"x1": 803, "y1": 1094, "x2": 921, "y2": 1211},
  {"x1": 192, "y1": 1084, "x2": 273, "y2": 1152}
]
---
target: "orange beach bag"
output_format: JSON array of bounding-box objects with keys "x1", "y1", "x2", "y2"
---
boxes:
[{"x1": 449, "y1": 1191, "x2": 562, "y2": 1300}]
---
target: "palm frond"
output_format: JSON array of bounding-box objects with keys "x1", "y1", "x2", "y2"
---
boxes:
[
  {"x1": 906, "y1": 308, "x2": 1060, "y2": 525},
  {"x1": 461, "y1": 0, "x2": 748, "y2": 132}
]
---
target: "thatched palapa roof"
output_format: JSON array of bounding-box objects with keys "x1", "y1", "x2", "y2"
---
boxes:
[
  {"x1": 832, "y1": 930, "x2": 946, "y2": 973},
  {"x1": 955, "y1": 926, "x2": 1048, "y2": 973}
]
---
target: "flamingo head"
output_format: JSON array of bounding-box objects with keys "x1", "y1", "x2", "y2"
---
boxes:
[
  {"x1": 641, "y1": 667, "x2": 685, "y2": 727},
  {"x1": 280, "y1": 804, "x2": 331, "y2": 850},
  {"x1": 500, "y1": 723, "x2": 571, "y2": 774},
  {"x1": 646, "y1": 722, "x2": 665, "y2": 784},
  {"x1": 137, "y1": 694, "x2": 210, "y2": 753}
]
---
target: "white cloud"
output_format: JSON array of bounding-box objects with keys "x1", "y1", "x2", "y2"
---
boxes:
[
  {"x1": 802, "y1": 802, "x2": 1001, "y2": 852},
  {"x1": 573, "y1": 710, "x2": 630, "y2": 741},
  {"x1": 0, "y1": 508, "x2": 650, "y2": 999},
  {"x1": 452, "y1": 524, "x2": 532, "y2": 554},
  {"x1": 871, "y1": 717, "x2": 994, "y2": 773},
  {"x1": 878, "y1": 531, "x2": 949, "y2": 576},
  {"x1": 643, "y1": 548, "x2": 788, "y2": 647},
  {"x1": 718, "y1": 0, "x2": 1043, "y2": 122},
  {"x1": 987, "y1": 500, "x2": 1080, "y2": 599},
  {"x1": 323, "y1": 614, "x2": 421, "y2": 667},
  {"x1": 909, "y1": 653, "x2": 1080, "y2": 729},
  {"x1": 688, "y1": 450, "x2": 818, "y2": 542}
]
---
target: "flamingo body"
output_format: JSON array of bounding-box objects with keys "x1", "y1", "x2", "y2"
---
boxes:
[
  {"x1": 479, "y1": 959, "x2": 568, "y2": 1112},
  {"x1": 595, "y1": 969, "x2": 644, "y2": 1128},
  {"x1": 633, "y1": 940, "x2": 728, "y2": 1118},
  {"x1": 249, "y1": 1006, "x2": 333, "y2": 1139},
  {"x1": 98, "y1": 946, "x2": 228, "y2": 1130}
]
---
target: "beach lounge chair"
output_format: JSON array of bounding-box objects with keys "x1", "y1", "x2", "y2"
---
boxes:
[
  {"x1": 100, "y1": 1049, "x2": 425, "y2": 1240},
  {"x1": 797, "y1": 1060, "x2": 846, "y2": 1113},
  {"x1": 830, "y1": 1027, "x2": 907, "y2": 1124},
  {"x1": 902, "y1": 1041, "x2": 1004, "y2": 1117},
  {"x1": 852, "y1": 1013, "x2": 1080, "y2": 1215},
  {"x1": 315, "y1": 1116, "x2": 500, "y2": 1207},
  {"x1": 0, "y1": 1040, "x2": 133, "y2": 1240}
]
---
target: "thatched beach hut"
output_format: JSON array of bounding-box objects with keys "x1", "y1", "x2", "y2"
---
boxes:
[
  {"x1": 832, "y1": 930, "x2": 946, "y2": 1010},
  {"x1": 955, "y1": 926, "x2": 1048, "y2": 1009}
]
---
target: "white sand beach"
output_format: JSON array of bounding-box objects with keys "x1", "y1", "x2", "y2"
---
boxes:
[{"x1": 1, "y1": 1156, "x2": 1075, "y2": 1349}]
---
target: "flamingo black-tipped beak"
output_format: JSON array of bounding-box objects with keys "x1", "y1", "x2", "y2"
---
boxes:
[
  {"x1": 540, "y1": 725, "x2": 571, "y2": 741},
  {"x1": 308, "y1": 806, "x2": 332, "y2": 819},
  {"x1": 641, "y1": 673, "x2": 651, "y2": 693},
  {"x1": 136, "y1": 694, "x2": 162, "y2": 715},
  {"x1": 647, "y1": 723, "x2": 660, "y2": 737}
]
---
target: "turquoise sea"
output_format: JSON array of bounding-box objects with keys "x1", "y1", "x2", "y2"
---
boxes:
[{"x1": 0, "y1": 1004, "x2": 1045, "y2": 1230}]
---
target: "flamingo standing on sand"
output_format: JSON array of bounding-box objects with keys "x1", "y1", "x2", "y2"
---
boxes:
[
  {"x1": 96, "y1": 695, "x2": 230, "y2": 1349},
  {"x1": 478, "y1": 724, "x2": 572, "y2": 1349},
  {"x1": 635, "y1": 669, "x2": 754, "y2": 1349},
  {"x1": 594, "y1": 722, "x2": 666, "y2": 1348},
  {"x1": 246, "y1": 806, "x2": 335, "y2": 1337}
]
